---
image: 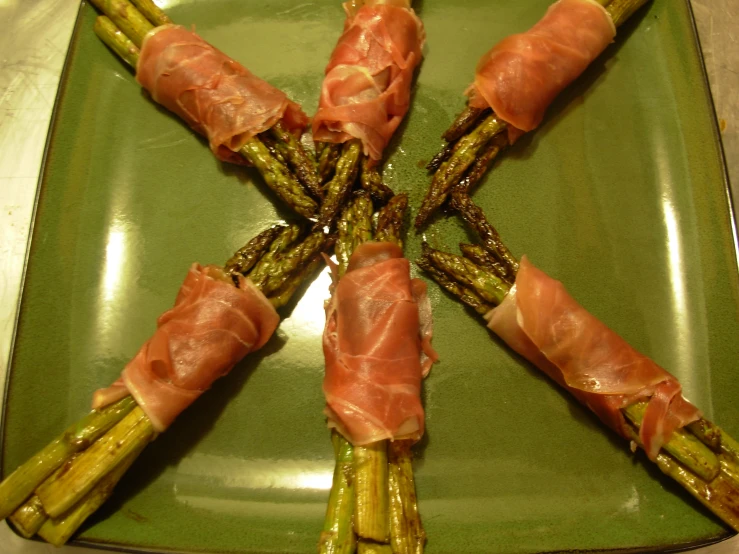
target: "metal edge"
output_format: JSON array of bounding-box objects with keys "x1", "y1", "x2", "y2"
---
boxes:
[
  {"x1": 682, "y1": 0, "x2": 739, "y2": 273},
  {"x1": 0, "y1": 0, "x2": 89, "y2": 540}
]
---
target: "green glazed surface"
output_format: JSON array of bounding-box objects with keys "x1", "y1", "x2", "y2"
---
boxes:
[{"x1": 3, "y1": 0, "x2": 738, "y2": 552}]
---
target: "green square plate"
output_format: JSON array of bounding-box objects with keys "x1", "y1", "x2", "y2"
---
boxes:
[{"x1": 2, "y1": 0, "x2": 738, "y2": 552}]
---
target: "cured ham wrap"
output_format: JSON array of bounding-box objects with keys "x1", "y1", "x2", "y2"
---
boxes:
[
  {"x1": 93, "y1": 264, "x2": 280, "y2": 431},
  {"x1": 90, "y1": 1, "x2": 323, "y2": 219},
  {"x1": 0, "y1": 224, "x2": 332, "y2": 545},
  {"x1": 485, "y1": 256, "x2": 700, "y2": 461},
  {"x1": 312, "y1": 0, "x2": 425, "y2": 228},
  {"x1": 416, "y1": 0, "x2": 651, "y2": 228},
  {"x1": 418, "y1": 193, "x2": 739, "y2": 532},
  {"x1": 323, "y1": 242, "x2": 436, "y2": 446},
  {"x1": 313, "y1": 0, "x2": 425, "y2": 161},
  {"x1": 318, "y1": 193, "x2": 436, "y2": 553}
]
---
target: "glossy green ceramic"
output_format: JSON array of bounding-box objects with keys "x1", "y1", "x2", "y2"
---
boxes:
[{"x1": 2, "y1": 0, "x2": 737, "y2": 552}]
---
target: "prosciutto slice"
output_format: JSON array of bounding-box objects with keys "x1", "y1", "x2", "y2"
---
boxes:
[
  {"x1": 136, "y1": 25, "x2": 309, "y2": 164},
  {"x1": 322, "y1": 242, "x2": 438, "y2": 445},
  {"x1": 467, "y1": 0, "x2": 616, "y2": 141},
  {"x1": 485, "y1": 257, "x2": 700, "y2": 460},
  {"x1": 93, "y1": 264, "x2": 280, "y2": 432},
  {"x1": 312, "y1": 0, "x2": 425, "y2": 161}
]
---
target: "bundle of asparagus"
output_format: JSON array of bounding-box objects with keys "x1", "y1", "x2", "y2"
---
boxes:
[
  {"x1": 0, "y1": 223, "x2": 332, "y2": 546},
  {"x1": 90, "y1": 0, "x2": 323, "y2": 219},
  {"x1": 415, "y1": 0, "x2": 651, "y2": 228},
  {"x1": 320, "y1": 192, "x2": 430, "y2": 554},
  {"x1": 418, "y1": 192, "x2": 739, "y2": 532},
  {"x1": 312, "y1": 0, "x2": 423, "y2": 229}
]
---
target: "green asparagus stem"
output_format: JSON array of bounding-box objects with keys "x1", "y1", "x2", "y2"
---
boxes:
[
  {"x1": 8, "y1": 495, "x2": 47, "y2": 539},
  {"x1": 36, "y1": 406, "x2": 156, "y2": 518},
  {"x1": 336, "y1": 193, "x2": 374, "y2": 277},
  {"x1": 224, "y1": 225, "x2": 286, "y2": 277},
  {"x1": 357, "y1": 542, "x2": 393, "y2": 554},
  {"x1": 421, "y1": 243, "x2": 508, "y2": 306},
  {"x1": 388, "y1": 441, "x2": 425, "y2": 554},
  {"x1": 319, "y1": 143, "x2": 342, "y2": 183},
  {"x1": 606, "y1": 0, "x2": 651, "y2": 27},
  {"x1": 459, "y1": 243, "x2": 511, "y2": 284},
  {"x1": 0, "y1": 396, "x2": 135, "y2": 520},
  {"x1": 416, "y1": 255, "x2": 493, "y2": 315},
  {"x1": 93, "y1": 16, "x2": 140, "y2": 69},
  {"x1": 374, "y1": 194, "x2": 408, "y2": 247},
  {"x1": 415, "y1": 114, "x2": 506, "y2": 228},
  {"x1": 240, "y1": 138, "x2": 319, "y2": 219},
  {"x1": 317, "y1": 140, "x2": 363, "y2": 229},
  {"x1": 453, "y1": 133, "x2": 508, "y2": 195},
  {"x1": 623, "y1": 403, "x2": 720, "y2": 482},
  {"x1": 269, "y1": 254, "x2": 326, "y2": 309},
  {"x1": 252, "y1": 230, "x2": 330, "y2": 297},
  {"x1": 269, "y1": 122, "x2": 324, "y2": 200},
  {"x1": 37, "y1": 442, "x2": 145, "y2": 547},
  {"x1": 451, "y1": 193, "x2": 519, "y2": 280},
  {"x1": 319, "y1": 433, "x2": 357, "y2": 554},
  {"x1": 89, "y1": 0, "x2": 154, "y2": 48},
  {"x1": 354, "y1": 441, "x2": 390, "y2": 542},
  {"x1": 130, "y1": 0, "x2": 172, "y2": 27},
  {"x1": 360, "y1": 158, "x2": 394, "y2": 204},
  {"x1": 442, "y1": 106, "x2": 489, "y2": 143}
]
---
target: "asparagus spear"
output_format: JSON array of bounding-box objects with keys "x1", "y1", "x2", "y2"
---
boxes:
[
  {"x1": 375, "y1": 194, "x2": 408, "y2": 246},
  {"x1": 417, "y1": 0, "x2": 651, "y2": 227},
  {"x1": 130, "y1": 0, "x2": 172, "y2": 27},
  {"x1": 317, "y1": 140, "x2": 363, "y2": 229},
  {"x1": 417, "y1": 224, "x2": 739, "y2": 533},
  {"x1": 0, "y1": 225, "x2": 331, "y2": 544},
  {"x1": 320, "y1": 433, "x2": 357, "y2": 554},
  {"x1": 336, "y1": 192, "x2": 374, "y2": 277},
  {"x1": 360, "y1": 158, "x2": 395, "y2": 204},
  {"x1": 91, "y1": 6, "x2": 319, "y2": 219},
  {"x1": 318, "y1": 143, "x2": 342, "y2": 182}
]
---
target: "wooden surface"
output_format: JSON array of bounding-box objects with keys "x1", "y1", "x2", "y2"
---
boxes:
[{"x1": 0, "y1": 0, "x2": 736, "y2": 551}]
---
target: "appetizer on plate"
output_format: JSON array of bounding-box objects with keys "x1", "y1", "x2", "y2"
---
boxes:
[
  {"x1": 90, "y1": 0, "x2": 323, "y2": 218},
  {"x1": 0, "y1": 225, "x2": 331, "y2": 545},
  {"x1": 320, "y1": 191, "x2": 437, "y2": 553},
  {"x1": 417, "y1": 193, "x2": 739, "y2": 532},
  {"x1": 416, "y1": 0, "x2": 650, "y2": 228},
  {"x1": 312, "y1": 0, "x2": 425, "y2": 228}
]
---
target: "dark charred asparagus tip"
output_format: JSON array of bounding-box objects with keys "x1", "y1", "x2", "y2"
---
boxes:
[
  {"x1": 374, "y1": 194, "x2": 408, "y2": 247},
  {"x1": 224, "y1": 225, "x2": 286, "y2": 278},
  {"x1": 269, "y1": 122, "x2": 324, "y2": 200},
  {"x1": 450, "y1": 192, "x2": 519, "y2": 280},
  {"x1": 316, "y1": 140, "x2": 362, "y2": 230},
  {"x1": 415, "y1": 114, "x2": 506, "y2": 229},
  {"x1": 452, "y1": 132, "x2": 508, "y2": 196},
  {"x1": 442, "y1": 106, "x2": 490, "y2": 143},
  {"x1": 426, "y1": 140, "x2": 456, "y2": 173},
  {"x1": 360, "y1": 157, "x2": 395, "y2": 204},
  {"x1": 417, "y1": 246, "x2": 493, "y2": 315}
]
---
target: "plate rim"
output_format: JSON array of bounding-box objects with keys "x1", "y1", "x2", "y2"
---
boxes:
[{"x1": 1, "y1": 0, "x2": 737, "y2": 552}]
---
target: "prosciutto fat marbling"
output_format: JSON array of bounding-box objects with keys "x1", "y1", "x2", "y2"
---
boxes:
[
  {"x1": 485, "y1": 257, "x2": 700, "y2": 460},
  {"x1": 467, "y1": 0, "x2": 615, "y2": 141},
  {"x1": 136, "y1": 25, "x2": 308, "y2": 164},
  {"x1": 93, "y1": 264, "x2": 279, "y2": 432},
  {"x1": 322, "y1": 242, "x2": 438, "y2": 445},
  {"x1": 312, "y1": 0, "x2": 424, "y2": 161}
]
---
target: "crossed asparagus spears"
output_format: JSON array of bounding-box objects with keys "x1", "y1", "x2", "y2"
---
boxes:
[
  {"x1": 415, "y1": 0, "x2": 651, "y2": 228},
  {"x1": 91, "y1": 0, "x2": 323, "y2": 219},
  {"x1": 320, "y1": 191, "x2": 426, "y2": 554},
  {"x1": 0, "y1": 224, "x2": 332, "y2": 545},
  {"x1": 417, "y1": 192, "x2": 739, "y2": 532}
]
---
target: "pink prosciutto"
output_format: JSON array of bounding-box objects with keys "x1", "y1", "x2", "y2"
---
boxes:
[
  {"x1": 467, "y1": 0, "x2": 615, "y2": 141},
  {"x1": 312, "y1": 0, "x2": 425, "y2": 161},
  {"x1": 93, "y1": 264, "x2": 279, "y2": 432},
  {"x1": 136, "y1": 25, "x2": 308, "y2": 164},
  {"x1": 322, "y1": 242, "x2": 438, "y2": 445},
  {"x1": 485, "y1": 256, "x2": 700, "y2": 460}
]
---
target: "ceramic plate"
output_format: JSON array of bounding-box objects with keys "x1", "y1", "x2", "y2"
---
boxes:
[{"x1": 2, "y1": 0, "x2": 738, "y2": 552}]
